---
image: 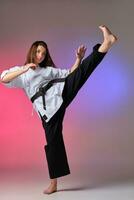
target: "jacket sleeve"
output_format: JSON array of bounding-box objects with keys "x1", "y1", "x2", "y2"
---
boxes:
[
  {"x1": 50, "y1": 67, "x2": 71, "y2": 79},
  {"x1": 0, "y1": 66, "x2": 26, "y2": 88}
]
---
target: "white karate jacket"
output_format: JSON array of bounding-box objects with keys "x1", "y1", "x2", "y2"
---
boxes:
[{"x1": 1, "y1": 66, "x2": 70, "y2": 122}]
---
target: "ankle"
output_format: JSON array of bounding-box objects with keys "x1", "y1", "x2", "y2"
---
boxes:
[
  {"x1": 98, "y1": 40, "x2": 114, "y2": 53},
  {"x1": 50, "y1": 178, "x2": 57, "y2": 185}
]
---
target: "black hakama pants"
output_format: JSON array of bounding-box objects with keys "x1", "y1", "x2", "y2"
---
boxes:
[{"x1": 40, "y1": 44, "x2": 107, "y2": 179}]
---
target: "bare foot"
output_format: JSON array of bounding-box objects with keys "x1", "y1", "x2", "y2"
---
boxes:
[
  {"x1": 99, "y1": 25, "x2": 118, "y2": 45},
  {"x1": 98, "y1": 25, "x2": 118, "y2": 53},
  {"x1": 43, "y1": 182, "x2": 57, "y2": 195}
]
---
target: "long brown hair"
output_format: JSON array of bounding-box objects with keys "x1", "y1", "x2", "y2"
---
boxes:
[{"x1": 24, "y1": 41, "x2": 56, "y2": 68}]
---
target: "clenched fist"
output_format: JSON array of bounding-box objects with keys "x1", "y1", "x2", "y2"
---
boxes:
[{"x1": 22, "y1": 63, "x2": 37, "y2": 72}]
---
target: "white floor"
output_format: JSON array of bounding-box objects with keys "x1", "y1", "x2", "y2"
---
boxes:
[{"x1": 0, "y1": 169, "x2": 134, "y2": 200}]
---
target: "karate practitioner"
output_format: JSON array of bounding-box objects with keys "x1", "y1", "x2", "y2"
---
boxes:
[{"x1": 0, "y1": 25, "x2": 117, "y2": 194}]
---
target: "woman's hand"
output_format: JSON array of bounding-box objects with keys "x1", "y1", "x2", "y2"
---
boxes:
[
  {"x1": 22, "y1": 63, "x2": 37, "y2": 72},
  {"x1": 76, "y1": 45, "x2": 87, "y2": 60},
  {"x1": 70, "y1": 45, "x2": 87, "y2": 73}
]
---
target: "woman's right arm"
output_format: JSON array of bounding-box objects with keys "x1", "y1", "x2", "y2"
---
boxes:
[{"x1": 1, "y1": 63, "x2": 37, "y2": 83}]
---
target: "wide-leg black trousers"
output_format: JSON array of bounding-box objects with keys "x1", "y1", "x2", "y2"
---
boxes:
[{"x1": 40, "y1": 44, "x2": 107, "y2": 179}]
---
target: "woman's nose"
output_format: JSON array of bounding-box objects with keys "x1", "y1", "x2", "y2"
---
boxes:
[{"x1": 38, "y1": 54, "x2": 43, "y2": 59}]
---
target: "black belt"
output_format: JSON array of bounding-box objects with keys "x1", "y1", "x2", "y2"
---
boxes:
[{"x1": 30, "y1": 78, "x2": 66, "y2": 110}]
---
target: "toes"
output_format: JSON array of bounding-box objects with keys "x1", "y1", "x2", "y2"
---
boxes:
[
  {"x1": 43, "y1": 189, "x2": 57, "y2": 195},
  {"x1": 43, "y1": 186, "x2": 57, "y2": 195},
  {"x1": 99, "y1": 25, "x2": 105, "y2": 28}
]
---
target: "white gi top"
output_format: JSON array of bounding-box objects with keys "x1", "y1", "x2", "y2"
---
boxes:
[{"x1": 0, "y1": 66, "x2": 70, "y2": 122}]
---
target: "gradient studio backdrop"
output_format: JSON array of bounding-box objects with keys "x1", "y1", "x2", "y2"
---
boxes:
[{"x1": 0, "y1": 0, "x2": 134, "y2": 182}]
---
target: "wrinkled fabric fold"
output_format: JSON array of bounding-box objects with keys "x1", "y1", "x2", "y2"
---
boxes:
[{"x1": 44, "y1": 138, "x2": 70, "y2": 178}]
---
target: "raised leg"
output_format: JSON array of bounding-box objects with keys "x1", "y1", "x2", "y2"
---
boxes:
[{"x1": 62, "y1": 25, "x2": 117, "y2": 107}]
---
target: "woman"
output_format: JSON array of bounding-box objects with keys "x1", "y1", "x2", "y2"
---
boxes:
[{"x1": 0, "y1": 25, "x2": 117, "y2": 194}]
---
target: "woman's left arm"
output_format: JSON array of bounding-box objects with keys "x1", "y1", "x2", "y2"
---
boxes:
[{"x1": 70, "y1": 45, "x2": 87, "y2": 73}]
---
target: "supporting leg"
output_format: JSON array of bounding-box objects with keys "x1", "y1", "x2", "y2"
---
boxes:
[{"x1": 40, "y1": 105, "x2": 70, "y2": 194}]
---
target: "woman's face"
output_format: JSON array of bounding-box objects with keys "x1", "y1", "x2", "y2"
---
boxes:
[{"x1": 35, "y1": 45, "x2": 46, "y2": 64}]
